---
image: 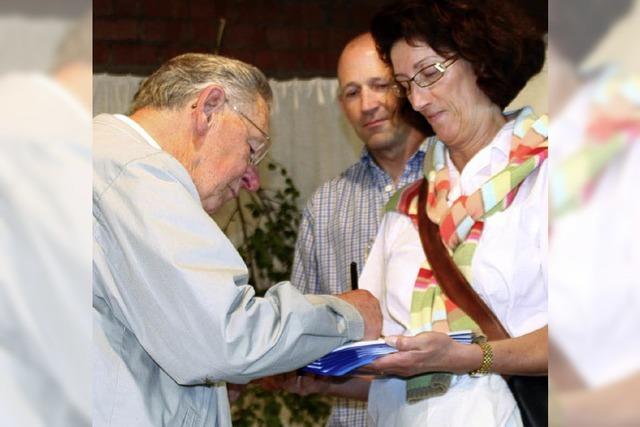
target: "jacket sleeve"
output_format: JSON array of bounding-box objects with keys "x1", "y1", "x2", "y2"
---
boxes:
[{"x1": 93, "y1": 156, "x2": 363, "y2": 385}]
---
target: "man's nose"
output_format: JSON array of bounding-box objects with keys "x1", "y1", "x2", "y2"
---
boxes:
[
  {"x1": 240, "y1": 165, "x2": 260, "y2": 192},
  {"x1": 360, "y1": 88, "x2": 381, "y2": 113}
]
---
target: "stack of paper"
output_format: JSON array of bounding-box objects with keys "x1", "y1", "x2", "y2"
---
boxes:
[{"x1": 302, "y1": 330, "x2": 476, "y2": 377}]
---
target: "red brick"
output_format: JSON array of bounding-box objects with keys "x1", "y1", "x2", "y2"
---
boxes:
[
  {"x1": 93, "y1": 41, "x2": 111, "y2": 66},
  {"x1": 327, "y1": 5, "x2": 351, "y2": 28},
  {"x1": 192, "y1": 19, "x2": 218, "y2": 44},
  {"x1": 254, "y1": 51, "x2": 275, "y2": 72},
  {"x1": 94, "y1": 0, "x2": 112, "y2": 17},
  {"x1": 327, "y1": 29, "x2": 353, "y2": 49},
  {"x1": 265, "y1": 28, "x2": 292, "y2": 50},
  {"x1": 113, "y1": 0, "x2": 141, "y2": 17},
  {"x1": 301, "y1": 51, "x2": 326, "y2": 71},
  {"x1": 112, "y1": 43, "x2": 159, "y2": 66},
  {"x1": 309, "y1": 29, "x2": 327, "y2": 49},
  {"x1": 141, "y1": 20, "x2": 171, "y2": 42},
  {"x1": 224, "y1": 24, "x2": 263, "y2": 49},
  {"x1": 141, "y1": 0, "x2": 189, "y2": 18},
  {"x1": 156, "y1": 44, "x2": 183, "y2": 63},
  {"x1": 190, "y1": 45, "x2": 214, "y2": 54},
  {"x1": 246, "y1": 3, "x2": 284, "y2": 26},
  {"x1": 326, "y1": 49, "x2": 340, "y2": 73},
  {"x1": 266, "y1": 27, "x2": 307, "y2": 49},
  {"x1": 175, "y1": 22, "x2": 193, "y2": 44},
  {"x1": 94, "y1": 19, "x2": 139, "y2": 41},
  {"x1": 350, "y1": 4, "x2": 374, "y2": 31},
  {"x1": 190, "y1": 0, "x2": 217, "y2": 18},
  {"x1": 273, "y1": 51, "x2": 300, "y2": 72},
  {"x1": 227, "y1": 49, "x2": 256, "y2": 66},
  {"x1": 291, "y1": 3, "x2": 325, "y2": 27}
]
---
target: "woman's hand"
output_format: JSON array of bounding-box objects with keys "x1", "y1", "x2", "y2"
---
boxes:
[
  {"x1": 363, "y1": 332, "x2": 482, "y2": 377},
  {"x1": 365, "y1": 326, "x2": 548, "y2": 377}
]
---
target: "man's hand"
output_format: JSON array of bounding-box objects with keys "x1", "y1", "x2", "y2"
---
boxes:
[
  {"x1": 259, "y1": 372, "x2": 370, "y2": 401},
  {"x1": 336, "y1": 289, "x2": 382, "y2": 340},
  {"x1": 226, "y1": 383, "x2": 246, "y2": 404},
  {"x1": 259, "y1": 372, "x2": 331, "y2": 397}
]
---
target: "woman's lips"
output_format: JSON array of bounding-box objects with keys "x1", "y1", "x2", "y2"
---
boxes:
[
  {"x1": 426, "y1": 111, "x2": 444, "y2": 122},
  {"x1": 364, "y1": 118, "x2": 388, "y2": 128}
]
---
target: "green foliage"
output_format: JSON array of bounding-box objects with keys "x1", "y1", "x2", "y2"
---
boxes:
[
  {"x1": 232, "y1": 384, "x2": 331, "y2": 427},
  {"x1": 233, "y1": 161, "x2": 301, "y2": 293},
  {"x1": 226, "y1": 160, "x2": 331, "y2": 425}
]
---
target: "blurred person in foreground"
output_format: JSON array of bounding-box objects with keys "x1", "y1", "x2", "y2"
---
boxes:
[
  {"x1": 548, "y1": 0, "x2": 640, "y2": 425},
  {"x1": 285, "y1": 32, "x2": 428, "y2": 426},
  {"x1": 264, "y1": 1, "x2": 548, "y2": 425},
  {"x1": 0, "y1": 12, "x2": 92, "y2": 426},
  {"x1": 92, "y1": 53, "x2": 382, "y2": 426}
]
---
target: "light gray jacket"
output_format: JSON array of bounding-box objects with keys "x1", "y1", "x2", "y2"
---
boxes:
[{"x1": 93, "y1": 114, "x2": 364, "y2": 426}]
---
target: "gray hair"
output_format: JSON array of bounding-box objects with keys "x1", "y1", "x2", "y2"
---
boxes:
[{"x1": 129, "y1": 53, "x2": 273, "y2": 114}]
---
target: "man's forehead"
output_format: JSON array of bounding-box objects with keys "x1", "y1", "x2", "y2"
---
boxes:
[
  {"x1": 338, "y1": 45, "x2": 392, "y2": 87},
  {"x1": 255, "y1": 98, "x2": 270, "y2": 123}
]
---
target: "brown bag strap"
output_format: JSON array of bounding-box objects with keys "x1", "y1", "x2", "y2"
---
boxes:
[{"x1": 416, "y1": 178, "x2": 510, "y2": 341}]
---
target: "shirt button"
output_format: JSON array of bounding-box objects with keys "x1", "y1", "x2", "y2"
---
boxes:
[{"x1": 384, "y1": 184, "x2": 394, "y2": 192}]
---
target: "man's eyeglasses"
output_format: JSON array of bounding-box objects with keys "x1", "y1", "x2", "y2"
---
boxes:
[
  {"x1": 392, "y1": 56, "x2": 458, "y2": 98},
  {"x1": 191, "y1": 101, "x2": 271, "y2": 166},
  {"x1": 227, "y1": 103, "x2": 271, "y2": 166}
]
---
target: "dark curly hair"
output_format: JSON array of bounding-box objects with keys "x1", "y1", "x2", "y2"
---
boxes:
[{"x1": 371, "y1": 0, "x2": 546, "y2": 110}]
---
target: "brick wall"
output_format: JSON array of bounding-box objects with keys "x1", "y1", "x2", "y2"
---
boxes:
[{"x1": 94, "y1": 0, "x2": 380, "y2": 78}]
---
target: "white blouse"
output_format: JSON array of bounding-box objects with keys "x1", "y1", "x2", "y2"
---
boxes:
[
  {"x1": 360, "y1": 117, "x2": 548, "y2": 427},
  {"x1": 360, "y1": 119, "x2": 548, "y2": 339}
]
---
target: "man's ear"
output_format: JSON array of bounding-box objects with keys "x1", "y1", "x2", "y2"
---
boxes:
[{"x1": 192, "y1": 85, "x2": 226, "y2": 137}]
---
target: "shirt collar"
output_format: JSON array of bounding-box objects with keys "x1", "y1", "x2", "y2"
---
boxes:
[
  {"x1": 114, "y1": 114, "x2": 162, "y2": 150},
  {"x1": 359, "y1": 139, "x2": 429, "y2": 168},
  {"x1": 360, "y1": 139, "x2": 429, "y2": 187},
  {"x1": 446, "y1": 115, "x2": 516, "y2": 198}
]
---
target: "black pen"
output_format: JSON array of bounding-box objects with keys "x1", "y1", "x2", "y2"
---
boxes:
[{"x1": 350, "y1": 261, "x2": 358, "y2": 290}]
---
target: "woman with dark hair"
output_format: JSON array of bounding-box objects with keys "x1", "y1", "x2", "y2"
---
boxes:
[{"x1": 352, "y1": 0, "x2": 548, "y2": 424}]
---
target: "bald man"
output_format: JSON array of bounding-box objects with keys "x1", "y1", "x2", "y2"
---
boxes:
[{"x1": 290, "y1": 33, "x2": 428, "y2": 427}]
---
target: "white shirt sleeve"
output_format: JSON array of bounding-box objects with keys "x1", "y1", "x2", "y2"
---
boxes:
[{"x1": 93, "y1": 154, "x2": 364, "y2": 385}]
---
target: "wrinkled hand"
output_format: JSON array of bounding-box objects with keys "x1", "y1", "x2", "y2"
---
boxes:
[
  {"x1": 259, "y1": 372, "x2": 332, "y2": 397},
  {"x1": 336, "y1": 289, "x2": 382, "y2": 340},
  {"x1": 363, "y1": 332, "x2": 477, "y2": 377}
]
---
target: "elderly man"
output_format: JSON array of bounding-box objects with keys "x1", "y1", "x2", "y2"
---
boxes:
[
  {"x1": 290, "y1": 33, "x2": 428, "y2": 427},
  {"x1": 93, "y1": 53, "x2": 381, "y2": 426}
]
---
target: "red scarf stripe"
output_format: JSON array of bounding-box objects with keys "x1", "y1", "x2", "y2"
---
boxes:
[{"x1": 435, "y1": 180, "x2": 450, "y2": 192}]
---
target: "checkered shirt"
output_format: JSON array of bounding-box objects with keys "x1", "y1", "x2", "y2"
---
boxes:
[{"x1": 292, "y1": 143, "x2": 427, "y2": 426}]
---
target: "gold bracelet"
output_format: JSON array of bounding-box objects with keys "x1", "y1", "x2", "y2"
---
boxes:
[{"x1": 469, "y1": 342, "x2": 493, "y2": 377}]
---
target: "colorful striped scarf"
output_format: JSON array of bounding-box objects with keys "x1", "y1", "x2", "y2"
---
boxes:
[
  {"x1": 551, "y1": 72, "x2": 640, "y2": 219},
  {"x1": 385, "y1": 107, "x2": 548, "y2": 401}
]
